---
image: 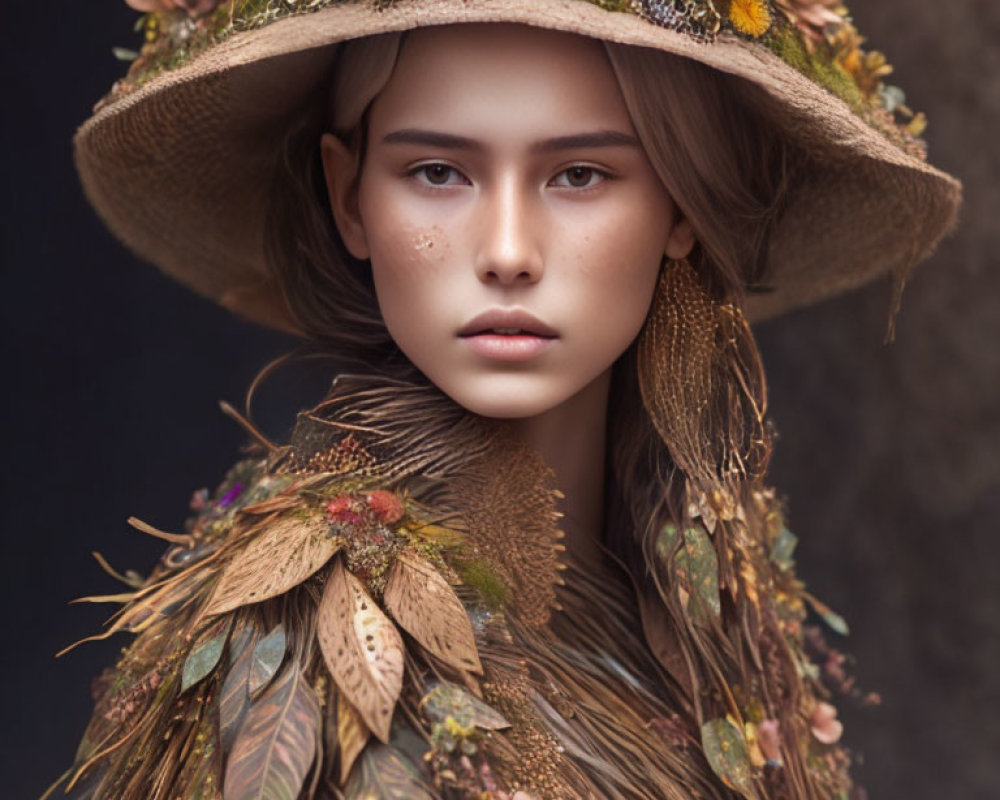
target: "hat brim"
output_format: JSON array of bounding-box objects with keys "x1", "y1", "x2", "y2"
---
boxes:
[{"x1": 74, "y1": 0, "x2": 962, "y2": 330}]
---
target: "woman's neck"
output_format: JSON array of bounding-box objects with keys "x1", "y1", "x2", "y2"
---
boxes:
[{"x1": 506, "y1": 368, "x2": 611, "y2": 572}]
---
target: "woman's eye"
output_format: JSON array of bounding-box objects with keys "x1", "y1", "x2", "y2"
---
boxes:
[
  {"x1": 551, "y1": 166, "x2": 606, "y2": 189},
  {"x1": 412, "y1": 163, "x2": 466, "y2": 186}
]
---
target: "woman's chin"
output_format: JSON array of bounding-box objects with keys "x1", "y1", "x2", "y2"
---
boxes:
[{"x1": 437, "y1": 379, "x2": 572, "y2": 421}]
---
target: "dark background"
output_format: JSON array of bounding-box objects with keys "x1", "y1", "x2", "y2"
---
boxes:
[{"x1": 2, "y1": 3, "x2": 997, "y2": 798}]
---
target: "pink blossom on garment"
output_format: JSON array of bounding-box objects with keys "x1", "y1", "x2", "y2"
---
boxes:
[
  {"x1": 757, "y1": 719, "x2": 783, "y2": 765},
  {"x1": 810, "y1": 700, "x2": 844, "y2": 744},
  {"x1": 365, "y1": 489, "x2": 405, "y2": 523}
]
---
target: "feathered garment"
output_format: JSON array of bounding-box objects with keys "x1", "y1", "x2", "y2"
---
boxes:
[{"x1": 47, "y1": 374, "x2": 871, "y2": 800}]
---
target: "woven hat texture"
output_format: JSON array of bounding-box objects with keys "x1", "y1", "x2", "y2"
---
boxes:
[{"x1": 76, "y1": 0, "x2": 962, "y2": 330}]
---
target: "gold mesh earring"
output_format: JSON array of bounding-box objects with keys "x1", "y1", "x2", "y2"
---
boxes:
[{"x1": 636, "y1": 257, "x2": 770, "y2": 516}]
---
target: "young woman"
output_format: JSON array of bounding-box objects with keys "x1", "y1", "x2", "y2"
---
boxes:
[{"x1": 53, "y1": 1, "x2": 961, "y2": 799}]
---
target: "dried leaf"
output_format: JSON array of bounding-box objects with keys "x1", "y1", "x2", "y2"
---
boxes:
[
  {"x1": 57, "y1": 569, "x2": 209, "y2": 657},
  {"x1": 220, "y1": 623, "x2": 259, "y2": 756},
  {"x1": 700, "y1": 717, "x2": 759, "y2": 800},
  {"x1": 344, "y1": 742, "x2": 436, "y2": 800},
  {"x1": 207, "y1": 514, "x2": 342, "y2": 616},
  {"x1": 238, "y1": 494, "x2": 303, "y2": 516},
  {"x1": 337, "y1": 691, "x2": 371, "y2": 785},
  {"x1": 224, "y1": 662, "x2": 321, "y2": 800},
  {"x1": 383, "y1": 551, "x2": 482, "y2": 674},
  {"x1": 44, "y1": 764, "x2": 105, "y2": 800},
  {"x1": 181, "y1": 617, "x2": 232, "y2": 693},
  {"x1": 70, "y1": 592, "x2": 137, "y2": 605},
  {"x1": 657, "y1": 524, "x2": 720, "y2": 624},
  {"x1": 317, "y1": 558, "x2": 404, "y2": 743},
  {"x1": 249, "y1": 624, "x2": 287, "y2": 700},
  {"x1": 419, "y1": 682, "x2": 509, "y2": 730},
  {"x1": 91, "y1": 551, "x2": 144, "y2": 588}
]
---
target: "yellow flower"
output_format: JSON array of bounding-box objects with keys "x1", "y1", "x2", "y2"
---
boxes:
[
  {"x1": 905, "y1": 112, "x2": 928, "y2": 138},
  {"x1": 728, "y1": 0, "x2": 772, "y2": 37}
]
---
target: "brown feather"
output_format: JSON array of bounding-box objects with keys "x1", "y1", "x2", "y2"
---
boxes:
[
  {"x1": 224, "y1": 661, "x2": 321, "y2": 800},
  {"x1": 383, "y1": 550, "x2": 482, "y2": 675},
  {"x1": 316, "y1": 557, "x2": 404, "y2": 743},
  {"x1": 207, "y1": 514, "x2": 342, "y2": 616}
]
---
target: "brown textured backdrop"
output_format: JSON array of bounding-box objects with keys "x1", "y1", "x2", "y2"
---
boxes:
[
  {"x1": 1, "y1": 3, "x2": 996, "y2": 798},
  {"x1": 755, "y1": 2, "x2": 1000, "y2": 797}
]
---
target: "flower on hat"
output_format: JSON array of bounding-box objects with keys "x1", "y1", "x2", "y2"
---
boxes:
[
  {"x1": 727, "y1": 0, "x2": 772, "y2": 38},
  {"x1": 775, "y1": 0, "x2": 845, "y2": 44},
  {"x1": 829, "y1": 23, "x2": 893, "y2": 101},
  {"x1": 126, "y1": 0, "x2": 223, "y2": 15}
]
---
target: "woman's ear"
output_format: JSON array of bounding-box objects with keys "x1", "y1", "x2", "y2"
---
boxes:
[
  {"x1": 320, "y1": 132, "x2": 370, "y2": 260},
  {"x1": 664, "y1": 214, "x2": 695, "y2": 261}
]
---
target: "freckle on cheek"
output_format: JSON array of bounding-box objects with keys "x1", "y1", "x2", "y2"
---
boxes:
[
  {"x1": 411, "y1": 224, "x2": 445, "y2": 252},
  {"x1": 407, "y1": 226, "x2": 452, "y2": 271},
  {"x1": 414, "y1": 232, "x2": 435, "y2": 252}
]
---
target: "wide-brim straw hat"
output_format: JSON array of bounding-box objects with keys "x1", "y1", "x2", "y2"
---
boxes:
[{"x1": 75, "y1": 0, "x2": 961, "y2": 333}]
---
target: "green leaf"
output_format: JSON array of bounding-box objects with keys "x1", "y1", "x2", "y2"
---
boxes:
[
  {"x1": 420, "y1": 682, "x2": 510, "y2": 731},
  {"x1": 770, "y1": 527, "x2": 798, "y2": 570},
  {"x1": 112, "y1": 47, "x2": 139, "y2": 62},
  {"x1": 181, "y1": 617, "x2": 231, "y2": 693},
  {"x1": 657, "y1": 523, "x2": 720, "y2": 624},
  {"x1": 682, "y1": 526, "x2": 720, "y2": 620},
  {"x1": 344, "y1": 742, "x2": 437, "y2": 800},
  {"x1": 249, "y1": 623, "x2": 286, "y2": 699},
  {"x1": 804, "y1": 593, "x2": 850, "y2": 636},
  {"x1": 224, "y1": 662, "x2": 321, "y2": 800},
  {"x1": 655, "y1": 521, "x2": 683, "y2": 556},
  {"x1": 220, "y1": 621, "x2": 260, "y2": 756},
  {"x1": 701, "y1": 717, "x2": 759, "y2": 800}
]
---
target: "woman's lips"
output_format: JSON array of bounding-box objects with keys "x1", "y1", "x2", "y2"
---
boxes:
[{"x1": 459, "y1": 333, "x2": 556, "y2": 361}]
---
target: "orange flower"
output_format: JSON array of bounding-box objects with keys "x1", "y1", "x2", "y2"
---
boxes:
[
  {"x1": 829, "y1": 23, "x2": 894, "y2": 99},
  {"x1": 728, "y1": 0, "x2": 772, "y2": 38}
]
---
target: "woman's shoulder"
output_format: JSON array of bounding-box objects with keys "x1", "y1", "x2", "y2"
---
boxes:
[{"x1": 53, "y1": 421, "x2": 539, "y2": 800}]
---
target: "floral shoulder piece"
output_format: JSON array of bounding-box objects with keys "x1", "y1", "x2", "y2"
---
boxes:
[{"x1": 50, "y1": 426, "x2": 538, "y2": 800}]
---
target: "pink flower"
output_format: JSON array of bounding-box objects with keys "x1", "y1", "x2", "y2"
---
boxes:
[
  {"x1": 810, "y1": 701, "x2": 844, "y2": 744},
  {"x1": 366, "y1": 490, "x2": 404, "y2": 523},
  {"x1": 126, "y1": 0, "x2": 224, "y2": 16},
  {"x1": 757, "y1": 719, "x2": 783, "y2": 764},
  {"x1": 775, "y1": 0, "x2": 844, "y2": 42},
  {"x1": 326, "y1": 496, "x2": 362, "y2": 524}
]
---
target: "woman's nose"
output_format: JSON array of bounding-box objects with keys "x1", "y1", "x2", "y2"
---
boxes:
[{"x1": 474, "y1": 176, "x2": 544, "y2": 285}]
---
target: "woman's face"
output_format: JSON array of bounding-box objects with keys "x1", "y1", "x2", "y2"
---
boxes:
[{"x1": 322, "y1": 23, "x2": 692, "y2": 418}]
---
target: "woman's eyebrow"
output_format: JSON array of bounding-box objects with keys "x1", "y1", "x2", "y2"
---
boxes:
[
  {"x1": 533, "y1": 131, "x2": 640, "y2": 152},
  {"x1": 380, "y1": 129, "x2": 640, "y2": 152}
]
